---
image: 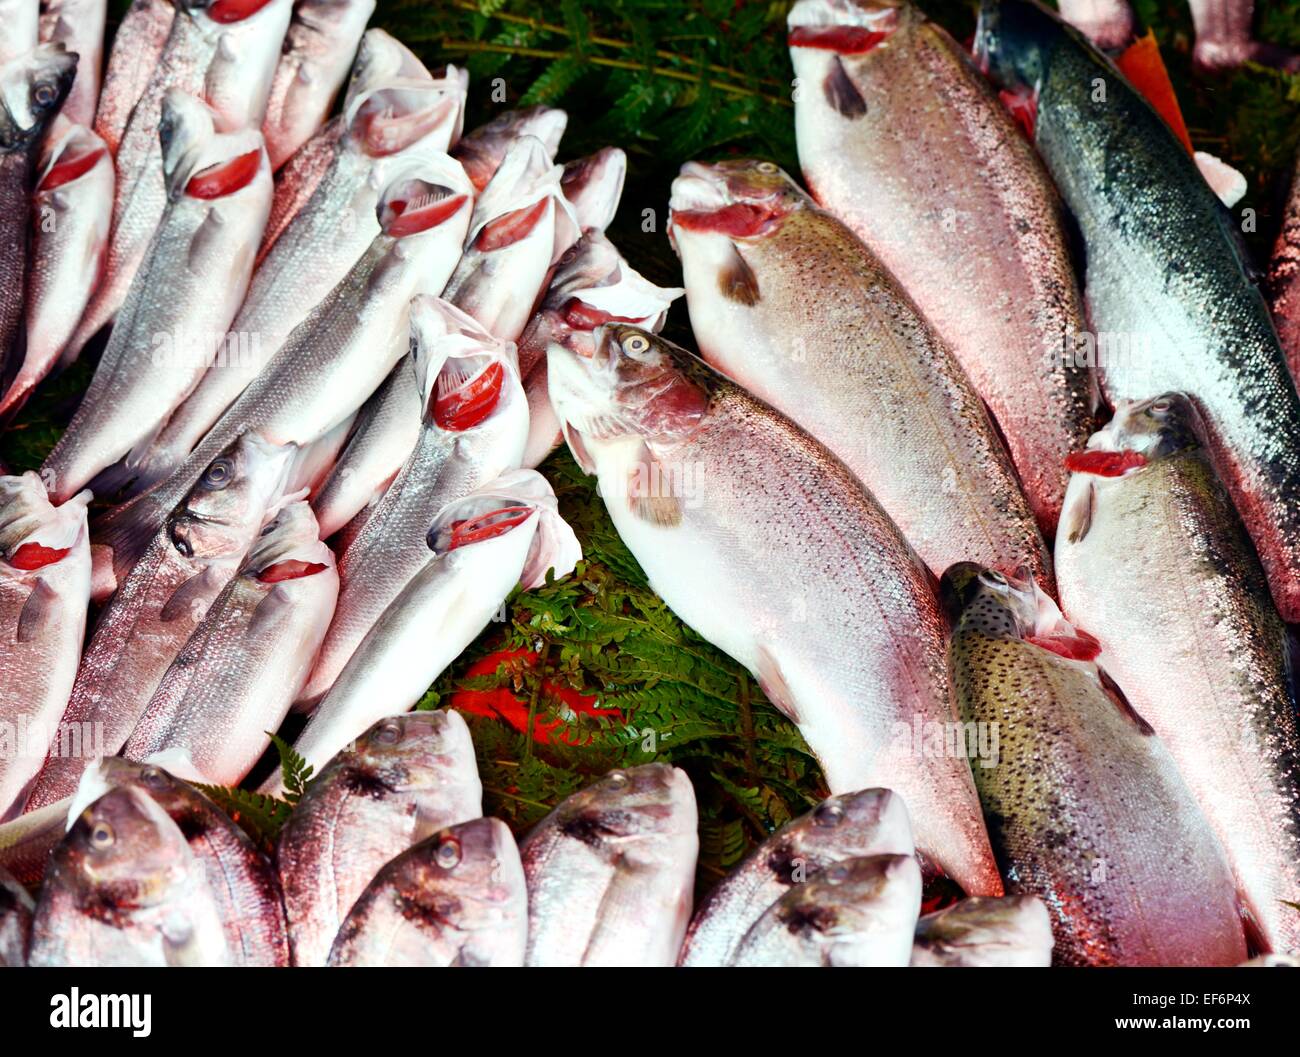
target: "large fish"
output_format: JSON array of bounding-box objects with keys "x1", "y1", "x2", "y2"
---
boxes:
[
  {"x1": 547, "y1": 324, "x2": 1001, "y2": 897},
  {"x1": 669, "y1": 160, "x2": 1049, "y2": 585},
  {"x1": 93, "y1": 0, "x2": 174, "y2": 154},
  {"x1": 0, "y1": 473, "x2": 90, "y2": 820},
  {"x1": 0, "y1": 798, "x2": 64, "y2": 886},
  {"x1": 787, "y1": 0, "x2": 1098, "y2": 536},
  {"x1": 27, "y1": 785, "x2": 231, "y2": 966},
  {"x1": 521, "y1": 765, "x2": 698, "y2": 967},
  {"x1": 679, "y1": 788, "x2": 913, "y2": 967},
  {"x1": 23, "y1": 435, "x2": 294, "y2": 811},
  {"x1": 38, "y1": 0, "x2": 106, "y2": 127},
  {"x1": 1055, "y1": 393, "x2": 1300, "y2": 955},
  {"x1": 262, "y1": 0, "x2": 374, "y2": 170},
  {"x1": 327, "y1": 817, "x2": 527, "y2": 967},
  {"x1": 0, "y1": 866, "x2": 31, "y2": 965},
  {"x1": 730, "y1": 854, "x2": 921, "y2": 967},
  {"x1": 450, "y1": 105, "x2": 567, "y2": 194},
  {"x1": 975, "y1": 0, "x2": 1300, "y2": 622},
  {"x1": 123, "y1": 501, "x2": 338, "y2": 787},
  {"x1": 275, "y1": 710, "x2": 482, "y2": 967},
  {"x1": 944, "y1": 561, "x2": 1248, "y2": 966},
  {"x1": 43, "y1": 92, "x2": 272, "y2": 501},
  {"x1": 911, "y1": 895, "x2": 1054, "y2": 966},
  {"x1": 287, "y1": 470, "x2": 580, "y2": 779}
]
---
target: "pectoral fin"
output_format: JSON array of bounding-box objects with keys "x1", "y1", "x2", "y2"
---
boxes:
[{"x1": 17, "y1": 580, "x2": 57, "y2": 644}]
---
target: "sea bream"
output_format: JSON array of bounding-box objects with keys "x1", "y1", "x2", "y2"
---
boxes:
[
  {"x1": 0, "y1": 473, "x2": 90, "y2": 821},
  {"x1": 450, "y1": 105, "x2": 567, "y2": 194},
  {"x1": 910, "y1": 894, "x2": 1054, "y2": 967},
  {"x1": 1054, "y1": 394, "x2": 1300, "y2": 955},
  {"x1": 37, "y1": 0, "x2": 106, "y2": 127},
  {"x1": 975, "y1": 0, "x2": 1300, "y2": 622},
  {"x1": 787, "y1": 0, "x2": 1098, "y2": 536},
  {"x1": 944, "y1": 561, "x2": 1247, "y2": 966},
  {"x1": 22, "y1": 435, "x2": 294, "y2": 812},
  {"x1": 669, "y1": 159, "x2": 1050, "y2": 586},
  {"x1": 42, "y1": 92, "x2": 272, "y2": 502},
  {"x1": 93, "y1": 0, "x2": 174, "y2": 154}
]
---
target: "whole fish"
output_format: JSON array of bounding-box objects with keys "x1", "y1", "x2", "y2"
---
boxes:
[
  {"x1": 976, "y1": 0, "x2": 1300, "y2": 622},
  {"x1": 547, "y1": 325, "x2": 1002, "y2": 897},
  {"x1": 276, "y1": 710, "x2": 483, "y2": 967},
  {"x1": 262, "y1": 0, "x2": 374, "y2": 170},
  {"x1": 0, "y1": 866, "x2": 32, "y2": 965},
  {"x1": 522, "y1": 765, "x2": 698, "y2": 967},
  {"x1": 43, "y1": 93, "x2": 272, "y2": 501},
  {"x1": 911, "y1": 895, "x2": 1054, "y2": 966},
  {"x1": 0, "y1": 473, "x2": 90, "y2": 820},
  {"x1": 68, "y1": 0, "x2": 292, "y2": 360},
  {"x1": 0, "y1": 118, "x2": 111, "y2": 419},
  {"x1": 561, "y1": 146, "x2": 626, "y2": 233},
  {"x1": 730, "y1": 854, "x2": 921, "y2": 967},
  {"x1": 1055, "y1": 0, "x2": 1133, "y2": 49},
  {"x1": 27, "y1": 785, "x2": 231, "y2": 966},
  {"x1": 944, "y1": 561, "x2": 1247, "y2": 966},
  {"x1": 679, "y1": 788, "x2": 914, "y2": 967},
  {"x1": 787, "y1": 0, "x2": 1098, "y2": 536},
  {"x1": 288, "y1": 470, "x2": 580, "y2": 778},
  {"x1": 327, "y1": 817, "x2": 527, "y2": 967},
  {"x1": 669, "y1": 160, "x2": 1049, "y2": 585},
  {"x1": 1269, "y1": 148, "x2": 1300, "y2": 381},
  {"x1": 1055, "y1": 393, "x2": 1300, "y2": 955},
  {"x1": 93, "y1": 0, "x2": 174, "y2": 154},
  {"x1": 23, "y1": 435, "x2": 294, "y2": 811},
  {"x1": 123, "y1": 501, "x2": 338, "y2": 787},
  {"x1": 0, "y1": 0, "x2": 38, "y2": 64},
  {"x1": 38, "y1": 0, "x2": 106, "y2": 127},
  {"x1": 451, "y1": 105, "x2": 567, "y2": 193}
]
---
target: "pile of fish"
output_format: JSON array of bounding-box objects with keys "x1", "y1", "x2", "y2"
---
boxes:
[{"x1": 0, "y1": 0, "x2": 1297, "y2": 966}]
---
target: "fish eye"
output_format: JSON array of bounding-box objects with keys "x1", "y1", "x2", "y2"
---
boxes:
[
  {"x1": 978, "y1": 571, "x2": 1009, "y2": 591},
  {"x1": 202, "y1": 458, "x2": 233, "y2": 490},
  {"x1": 33, "y1": 82, "x2": 58, "y2": 109},
  {"x1": 607, "y1": 770, "x2": 628, "y2": 786},
  {"x1": 812, "y1": 801, "x2": 844, "y2": 827},
  {"x1": 173, "y1": 536, "x2": 193, "y2": 559},
  {"x1": 622, "y1": 334, "x2": 651, "y2": 357},
  {"x1": 141, "y1": 767, "x2": 168, "y2": 790},
  {"x1": 756, "y1": 161, "x2": 778, "y2": 174},
  {"x1": 823, "y1": 863, "x2": 851, "y2": 882},
  {"x1": 436, "y1": 836, "x2": 462, "y2": 868},
  {"x1": 89, "y1": 820, "x2": 115, "y2": 850},
  {"x1": 374, "y1": 719, "x2": 403, "y2": 745},
  {"x1": 1147, "y1": 397, "x2": 1173, "y2": 415}
]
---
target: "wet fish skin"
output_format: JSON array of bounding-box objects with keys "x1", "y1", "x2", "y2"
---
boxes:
[
  {"x1": 522, "y1": 764, "x2": 698, "y2": 967},
  {"x1": 976, "y1": 0, "x2": 1300, "y2": 623},
  {"x1": 561, "y1": 146, "x2": 626, "y2": 233},
  {"x1": 679, "y1": 788, "x2": 914, "y2": 967},
  {"x1": 0, "y1": 0, "x2": 39, "y2": 64},
  {"x1": 944, "y1": 560, "x2": 1248, "y2": 966},
  {"x1": 328, "y1": 817, "x2": 527, "y2": 967},
  {"x1": 1269, "y1": 148, "x2": 1300, "y2": 383},
  {"x1": 0, "y1": 866, "x2": 33, "y2": 966},
  {"x1": 93, "y1": 0, "x2": 174, "y2": 154},
  {"x1": 0, "y1": 799, "x2": 65, "y2": 887},
  {"x1": 1055, "y1": 393, "x2": 1300, "y2": 955},
  {"x1": 38, "y1": 0, "x2": 106, "y2": 127},
  {"x1": 547, "y1": 325, "x2": 1002, "y2": 897},
  {"x1": 788, "y1": 0, "x2": 1098, "y2": 536},
  {"x1": 276, "y1": 710, "x2": 483, "y2": 967},
  {"x1": 911, "y1": 894, "x2": 1054, "y2": 966},
  {"x1": 450, "y1": 105, "x2": 567, "y2": 193}
]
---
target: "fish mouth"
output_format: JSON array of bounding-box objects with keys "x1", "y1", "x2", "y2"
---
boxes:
[
  {"x1": 183, "y1": 0, "x2": 278, "y2": 25},
  {"x1": 1070, "y1": 393, "x2": 1202, "y2": 473},
  {"x1": 787, "y1": 0, "x2": 903, "y2": 49},
  {"x1": 350, "y1": 87, "x2": 460, "y2": 156},
  {"x1": 36, "y1": 122, "x2": 109, "y2": 193},
  {"x1": 669, "y1": 163, "x2": 730, "y2": 214}
]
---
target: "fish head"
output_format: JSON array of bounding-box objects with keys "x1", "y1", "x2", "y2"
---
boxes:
[
  {"x1": 552, "y1": 764, "x2": 696, "y2": 867},
  {"x1": 375, "y1": 156, "x2": 475, "y2": 244},
  {"x1": 796, "y1": 788, "x2": 915, "y2": 857},
  {"x1": 561, "y1": 147, "x2": 627, "y2": 233},
  {"x1": 97, "y1": 758, "x2": 204, "y2": 821},
  {"x1": 916, "y1": 894, "x2": 1053, "y2": 952},
  {"x1": 783, "y1": 854, "x2": 921, "y2": 940},
  {"x1": 349, "y1": 709, "x2": 480, "y2": 799},
  {"x1": 35, "y1": 118, "x2": 111, "y2": 197},
  {"x1": 463, "y1": 135, "x2": 580, "y2": 268},
  {"x1": 411, "y1": 817, "x2": 520, "y2": 905},
  {"x1": 241, "y1": 499, "x2": 334, "y2": 583},
  {"x1": 0, "y1": 43, "x2": 76, "y2": 151},
  {"x1": 973, "y1": 0, "x2": 1068, "y2": 93},
  {"x1": 1073, "y1": 392, "x2": 1202, "y2": 471},
  {"x1": 343, "y1": 32, "x2": 466, "y2": 157},
  {"x1": 786, "y1": 0, "x2": 907, "y2": 52},
  {"x1": 0, "y1": 472, "x2": 88, "y2": 576},
  {"x1": 670, "y1": 158, "x2": 808, "y2": 244},
  {"x1": 160, "y1": 89, "x2": 268, "y2": 201},
  {"x1": 453, "y1": 106, "x2": 568, "y2": 192}
]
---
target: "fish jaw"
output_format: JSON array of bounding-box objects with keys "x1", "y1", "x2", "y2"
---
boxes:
[
  {"x1": 561, "y1": 146, "x2": 627, "y2": 233},
  {"x1": 451, "y1": 106, "x2": 567, "y2": 192}
]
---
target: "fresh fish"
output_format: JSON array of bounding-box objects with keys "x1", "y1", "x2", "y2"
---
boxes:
[
  {"x1": 27, "y1": 785, "x2": 231, "y2": 966},
  {"x1": 262, "y1": 0, "x2": 374, "y2": 170},
  {"x1": 43, "y1": 93, "x2": 272, "y2": 501},
  {"x1": 1269, "y1": 148, "x2": 1300, "y2": 382},
  {"x1": 38, "y1": 0, "x2": 106, "y2": 127},
  {"x1": 23, "y1": 435, "x2": 294, "y2": 811},
  {"x1": 521, "y1": 765, "x2": 698, "y2": 967},
  {"x1": 93, "y1": 160, "x2": 474, "y2": 584},
  {"x1": 288, "y1": 470, "x2": 580, "y2": 778},
  {"x1": 68, "y1": 0, "x2": 293, "y2": 360},
  {"x1": 669, "y1": 159, "x2": 1049, "y2": 585},
  {"x1": 975, "y1": 0, "x2": 1300, "y2": 622},
  {"x1": 123, "y1": 501, "x2": 338, "y2": 787},
  {"x1": 275, "y1": 710, "x2": 482, "y2": 966},
  {"x1": 0, "y1": 866, "x2": 32, "y2": 965},
  {"x1": 1055, "y1": 0, "x2": 1133, "y2": 49},
  {"x1": 0, "y1": 474, "x2": 90, "y2": 820},
  {"x1": 730, "y1": 854, "x2": 921, "y2": 967},
  {"x1": 93, "y1": 0, "x2": 174, "y2": 154},
  {"x1": 911, "y1": 895, "x2": 1054, "y2": 966},
  {"x1": 547, "y1": 325, "x2": 1002, "y2": 897},
  {"x1": 0, "y1": 799, "x2": 64, "y2": 886},
  {"x1": 561, "y1": 146, "x2": 626, "y2": 233},
  {"x1": 450, "y1": 105, "x2": 567, "y2": 193},
  {"x1": 1055, "y1": 393, "x2": 1300, "y2": 955},
  {"x1": 1188, "y1": 0, "x2": 1299, "y2": 72},
  {"x1": 327, "y1": 817, "x2": 527, "y2": 967},
  {"x1": 944, "y1": 561, "x2": 1247, "y2": 966},
  {"x1": 0, "y1": 119, "x2": 111, "y2": 419},
  {"x1": 787, "y1": 0, "x2": 1098, "y2": 536},
  {"x1": 679, "y1": 788, "x2": 913, "y2": 967}
]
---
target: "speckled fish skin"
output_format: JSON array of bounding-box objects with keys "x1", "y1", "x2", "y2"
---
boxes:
[
  {"x1": 911, "y1": 894, "x2": 1054, "y2": 966},
  {"x1": 1055, "y1": 394, "x2": 1300, "y2": 956},
  {"x1": 262, "y1": 0, "x2": 375, "y2": 170},
  {"x1": 0, "y1": 799, "x2": 64, "y2": 887},
  {"x1": 679, "y1": 788, "x2": 914, "y2": 967},
  {"x1": 944, "y1": 561, "x2": 1248, "y2": 966},
  {"x1": 730, "y1": 854, "x2": 921, "y2": 966},
  {"x1": 0, "y1": 866, "x2": 33, "y2": 965},
  {"x1": 788, "y1": 0, "x2": 1097, "y2": 537},
  {"x1": 38, "y1": 0, "x2": 106, "y2": 127},
  {"x1": 976, "y1": 0, "x2": 1300, "y2": 623},
  {"x1": 23, "y1": 435, "x2": 293, "y2": 812},
  {"x1": 0, "y1": 474, "x2": 90, "y2": 820},
  {"x1": 669, "y1": 160, "x2": 1050, "y2": 587},
  {"x1": 93, "y1": 0, "x2": 174, "y2": 154},
  {"x1": 450, "y1": 105, "x2": 567, "y2": 193},
  {"x1": 1269, "y1": 149, "x2": 1300, "y2": 383},
  {"x1": 521, "y1": 765, "x2": 698, "y2": 967},
  {"x1": 43, "y1": 94, "x2": 272, "y2": 502},
  {"x1": 548, "y1": 326, "x2": 1002, "y2": 897},
  {"x1": 123, "y1": 501, "x2": 338, "y2": 787},
  {"x1": 328, "y1": 817, "x2": 527, "y2": 967},
  {"x1": 276, "y1": 710, "x2": 483, "y2": 967}
]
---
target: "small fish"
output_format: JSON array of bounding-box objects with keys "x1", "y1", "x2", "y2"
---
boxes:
[{"x1": 911, "y1": 895, "x2": 1054, "y2": 967}]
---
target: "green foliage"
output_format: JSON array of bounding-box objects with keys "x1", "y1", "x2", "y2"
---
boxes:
[
  {"x1": 267, "y1": 733, "x2": 314, "y2": 804},
  {"x1": 193, "y1": 784, "x2": 294, "y2": 856}
]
